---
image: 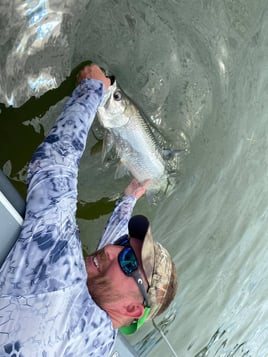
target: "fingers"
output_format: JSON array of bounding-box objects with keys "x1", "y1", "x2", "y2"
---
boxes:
[
  {"x1": 77, "y1": 64, "x2": 111, "y2": 90},
  {"x1": 142, "y1": 179, "x2": 152, "y2": 189},
  {"x1": 130, "y1": 178, "x2": 151, "y2": 188},
  {"x1": 124, "y1": 178, "x2": 152, "y2": 200}
]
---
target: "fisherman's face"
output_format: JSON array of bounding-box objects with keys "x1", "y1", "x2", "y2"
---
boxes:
[{"x1": 85, "y1": 239, "x2": 145, "y2": 307}]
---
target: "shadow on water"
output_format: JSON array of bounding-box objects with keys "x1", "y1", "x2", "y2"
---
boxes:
[{"x1": 0, "y1": 60, "x2": 116, "y2": 219}]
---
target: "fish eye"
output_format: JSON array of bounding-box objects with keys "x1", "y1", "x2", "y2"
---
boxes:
[{"x1": 113, "y1": 90, "x2": 122, "y2": 101}]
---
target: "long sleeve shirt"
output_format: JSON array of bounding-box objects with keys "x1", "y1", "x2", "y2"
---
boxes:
[{"x1": 0, "y1": 78, "x2": 137, "y2": 356}]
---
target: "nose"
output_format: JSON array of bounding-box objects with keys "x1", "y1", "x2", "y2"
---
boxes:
[
  {"x1": 103, "y1": 245, "x2": 125, "y2": 274},
  {"x1": 104, "y1": 244, "x2": 122, "y2": 262}
]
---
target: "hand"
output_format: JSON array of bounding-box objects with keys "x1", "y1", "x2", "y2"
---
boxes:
[
  {"x1": 76, "y1": 64, "x2": 111, "y2": 90},
  {"x1": 124, "y1": 179, "x2": 151, "y2": 200}
]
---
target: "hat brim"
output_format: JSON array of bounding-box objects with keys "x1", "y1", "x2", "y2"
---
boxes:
[
  {"x1": 128, "y1": 215, "x2": 155, "y2": 286},
  {"x1": 141, "y1": 226, "x2": 154, "y2": 286}
]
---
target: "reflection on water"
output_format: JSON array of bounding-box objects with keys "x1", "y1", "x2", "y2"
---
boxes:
[
  {"x1": 16, "y1": 0, "x2": 61, "y2": 54},
  {"x1": 1, "y1": 0, "x2": 268, "y2": 355}
]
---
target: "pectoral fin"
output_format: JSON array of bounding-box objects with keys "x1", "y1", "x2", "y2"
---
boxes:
[
  {"x1": 102, "y1": 131, "x2": 115, "y2": 162},
  {"x1": 115, "y1": 160, "x2": 129, "y2": 179}
]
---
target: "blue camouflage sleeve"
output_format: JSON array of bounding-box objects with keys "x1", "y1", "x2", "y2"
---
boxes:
[
  {"x1": 97, "y1": 195, "x2": 137, "y2": 249},
  {"x1": 0, "y1": 79, "x2": 105, "y2": 296}
]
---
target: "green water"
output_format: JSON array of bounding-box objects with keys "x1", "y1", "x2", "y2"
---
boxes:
[{"x1": 0, "y1": 61, "x2": 116, "y2": 226}]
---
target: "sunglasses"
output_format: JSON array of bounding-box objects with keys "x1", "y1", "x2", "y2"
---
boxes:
[{"x1": 114, "y1": 235, "x2": 151, "y2": 308}]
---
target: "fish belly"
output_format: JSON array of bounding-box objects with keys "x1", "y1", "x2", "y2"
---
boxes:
[{"x1": 112, "y1": 120, "x2": 166, "y2": 182}]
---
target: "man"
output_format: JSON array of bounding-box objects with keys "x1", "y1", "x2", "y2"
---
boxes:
[{"x1": 0, "y1": 64, "x2": 177, "y2": 356}]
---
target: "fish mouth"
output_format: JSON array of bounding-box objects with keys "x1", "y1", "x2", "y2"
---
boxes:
[{"x1": 99, "y1": 80, "x2": 117, "y2": 108}]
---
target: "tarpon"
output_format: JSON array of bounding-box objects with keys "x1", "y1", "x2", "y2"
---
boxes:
[{"x1": 96, "y1": 79, "x2": 171, "y2": 195}]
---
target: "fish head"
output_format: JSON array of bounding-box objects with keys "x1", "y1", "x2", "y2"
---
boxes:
[{"x1": 97, "y1": 80, "x2": 131, "y2": 128}]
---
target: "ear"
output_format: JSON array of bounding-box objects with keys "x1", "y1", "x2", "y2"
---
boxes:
[{"x1": 125, "y1": 303, "x2": 145, "y2": 319}]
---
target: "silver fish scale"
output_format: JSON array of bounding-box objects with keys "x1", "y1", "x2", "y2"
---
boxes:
[{"x1": 109, "y1": 113, "x2": 166, "y2": 182}]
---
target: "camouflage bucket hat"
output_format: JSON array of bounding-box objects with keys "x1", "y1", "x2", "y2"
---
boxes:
[{"x1": 128, "y1": 215, "x2": 174, "y2": 320}]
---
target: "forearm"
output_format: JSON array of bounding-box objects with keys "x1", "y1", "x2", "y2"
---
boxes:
[
  {"x1": 24, "y1": 78, "x2": 104, "y2": 215},
  {"x1": 98, "y1": 195, "x2": 137, "y2": 249},
  {"x1": 0, "y1": 79, "x2": 105, "y2": 295},
  {"x1": 28, "y1": 78, "x2": 104, "y2": 183}
]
